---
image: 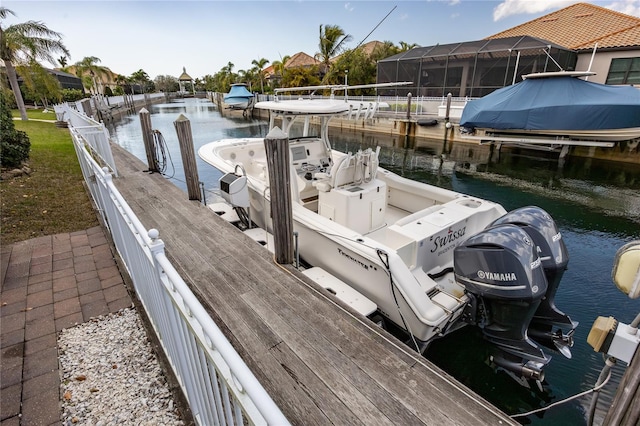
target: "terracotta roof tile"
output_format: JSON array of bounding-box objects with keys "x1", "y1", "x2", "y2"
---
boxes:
[
  {"x1": 285, "y1": 52, "x2": 320, "y2": 69},
  {"x1": 574, "y1": 24, "x2": 640, "y2": 50},
  {"x1": 487, "y1": 2, "x2": 640, "y2": 49}
]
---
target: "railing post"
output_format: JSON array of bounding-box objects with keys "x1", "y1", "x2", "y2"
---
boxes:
[
  {"x1": 139, "y1": 108, "x2": 159, "y2": 173},
  {"x1": 173, "y1": 114, "x2": 202, "y2": 201},
  {"x1": 264, "y1": 126, "x2": 294, "y2": 264}
]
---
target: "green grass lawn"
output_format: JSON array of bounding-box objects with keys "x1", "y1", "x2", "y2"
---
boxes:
[
  {"x1": 11, "y1": 108, "x2": 58, "y2": 121},
  {"x1": 1, "y1": 120, "x2": 99, "y2": 245}
]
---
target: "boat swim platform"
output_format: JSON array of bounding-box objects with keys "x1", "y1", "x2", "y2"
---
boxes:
[{"x1": 109, "y1": 143, "x2": 517, "y2": 425}]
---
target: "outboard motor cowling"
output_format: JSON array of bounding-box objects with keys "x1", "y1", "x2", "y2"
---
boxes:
[
  {"x1": 491, "y1": 206, "x2": 577, "y2": 358},
  {"x1": 454, "y1": 224, "x2": 549, "y2": 374}
]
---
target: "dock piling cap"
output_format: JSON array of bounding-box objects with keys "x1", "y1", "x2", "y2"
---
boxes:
[{"x1": 265, "y1": 126, "x2": 287, "y2": 140}]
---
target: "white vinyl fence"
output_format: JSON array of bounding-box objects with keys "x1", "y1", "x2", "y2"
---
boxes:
[{"x1": 67, "y1": 109, "x2": 289, "y2": 426}]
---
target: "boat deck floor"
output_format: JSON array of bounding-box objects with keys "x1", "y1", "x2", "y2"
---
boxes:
[{"x1": 110, "y1": 143, "x2": 517, "y2": 425}]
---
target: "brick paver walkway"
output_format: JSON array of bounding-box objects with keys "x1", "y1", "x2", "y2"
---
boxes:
[{"x1": 0, "y1": 226, "x2": 132, "y2": 425}]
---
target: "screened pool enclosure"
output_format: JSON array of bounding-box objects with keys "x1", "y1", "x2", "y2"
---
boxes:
[{"x1": 377, "y1": 36, "x2": 577, "y2": 98}]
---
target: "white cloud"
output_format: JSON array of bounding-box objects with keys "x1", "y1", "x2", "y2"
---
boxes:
[
  {"x1": 451, "y1": 12, "x2": 460, "y2": 19},
  {"x1": 493, "y1": 0, "x2": 640, "y2": 21},
  {"x1": 493, "y1": 0, "x2": 580, "y2": 21},
  {"x1": 344, "y1": 2, "x2": 354, "y2": 12},
  {"x1": 605, "y1": 0, "x2": 640, "y2": 17},
  {"x1": 448, "y1": 0, "x2": 461, "y2": 5}
]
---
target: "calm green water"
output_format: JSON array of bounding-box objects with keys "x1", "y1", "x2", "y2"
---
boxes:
[{"x1": 108, "y1": 98, "x2": 640, "y2": 425}]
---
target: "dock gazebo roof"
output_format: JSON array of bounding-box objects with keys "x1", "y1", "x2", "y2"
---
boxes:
[
  {"x1": 179, "y1": 67, "x2": 193, "y2": 81},
  {"x1": 178, "y1": 67, "x2": 195, "y2": 95}
]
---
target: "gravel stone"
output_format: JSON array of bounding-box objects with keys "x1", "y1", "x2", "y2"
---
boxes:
[{"x1": 58, "y1": 308, "x2": 184, "y2": 425}]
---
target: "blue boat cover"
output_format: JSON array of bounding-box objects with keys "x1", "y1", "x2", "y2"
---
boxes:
[
  {"x1": 224, "y1": 84, "x2": 253, "y2": 100},
  {"x1": 460, "y1": 77, "x2": 640, "y2": 131}
]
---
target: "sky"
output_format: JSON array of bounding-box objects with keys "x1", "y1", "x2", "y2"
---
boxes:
[{"x1": 3, "y1": 0, "x2": 640, "y2": 80}]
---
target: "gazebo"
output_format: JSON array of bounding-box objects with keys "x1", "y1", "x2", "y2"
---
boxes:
[{"x1": 178, "y1": 66, "x2": 195, "y2": 95}]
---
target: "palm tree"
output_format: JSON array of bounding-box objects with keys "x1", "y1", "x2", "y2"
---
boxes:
[
  {"x1": 251, "y1": 57, "x2": 269, "y2": 94},
  {"x1": 270, "y1": 55, "x2": 290, "y2": 90},
  {"x1": 130, "y1": 69, "x2": 150, "y2": 93},
  {"x1": 73, "y1": 56, "x2": 110, "y2": 94},
  {"x1": 398, "y1": 41, "x2": 419, "y2": 52},
  {"x1": 58, "y1": 56, "x2": 67, "y2": 67},
  {"x1": 0, "y1": 7, "x2": 70, "y2": 120},
  {"x1": 114, "y1": 74, "x2": 128, "y2": 93},
  {"x1": 316, "y1": 24, "x2": 352, "y2": 82}
]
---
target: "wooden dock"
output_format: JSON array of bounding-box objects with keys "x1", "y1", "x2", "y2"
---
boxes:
[{"x1": 110, "y1": 143, "x2": 517, "y2": 425}]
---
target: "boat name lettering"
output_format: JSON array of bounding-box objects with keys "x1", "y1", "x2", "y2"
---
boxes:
[
  {"x1": 552, "y1": 232, "x2": 562, "y2": 242},
  {"x1": 338, "y1": 248, "x2": 370, "y2": 271},
  {"x1": 430, "y1": 226, "x2": 467, "y2": 253},
  {"x1": 477, "y1": 270, "x2": 517, "y2": 281}
]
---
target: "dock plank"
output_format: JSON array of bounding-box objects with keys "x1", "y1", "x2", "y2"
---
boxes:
[{"x1": 109, "y1": 143, "x2": 517, "y2": 425}]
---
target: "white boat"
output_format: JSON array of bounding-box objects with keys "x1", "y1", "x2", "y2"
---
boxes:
[{"x1": 199, "y1": 89, "x2": 577, "y2": 384}]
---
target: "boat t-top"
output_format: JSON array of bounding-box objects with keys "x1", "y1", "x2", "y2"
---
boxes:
[{"x1": 198, "y1": 84, "x2": 577, "y2": 386}]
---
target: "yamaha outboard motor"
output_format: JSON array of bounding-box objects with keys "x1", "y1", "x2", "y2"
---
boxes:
[
  {"x1": 454, "y1": 224, "x2": 550, "y2": 382},
  {"x1": 491, "y1": 206, "x2": 577, "y2": 358}
]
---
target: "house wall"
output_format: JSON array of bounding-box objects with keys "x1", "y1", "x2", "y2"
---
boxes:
[{"x1": 576, "y1": 49, "x2": 640, "y2": 84}]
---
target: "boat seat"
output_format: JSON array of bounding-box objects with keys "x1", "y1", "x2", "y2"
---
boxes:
[{"x1": 312, "y1": 153, "x2": 354, "y2": 192}]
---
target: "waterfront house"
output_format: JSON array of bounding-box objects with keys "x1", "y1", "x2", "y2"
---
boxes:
[{"x1": 377, "y1": 2, "x2": 640, "y2": 96}]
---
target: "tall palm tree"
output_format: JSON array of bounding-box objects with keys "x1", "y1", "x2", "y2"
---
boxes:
[
  {"x1": 251, "y1": 57, "x2": 269, "y2": 94},
  {"x1": 58, "y1": 56, "x2": 67, "y2": 67},
  {"x1": 0, "y1": 7, "x2": 69, "y2": 120},
  {"x1": 73, "y1": 56, "x2": 109, "y2": 94},
  {"x1": 316, "y1": 24, "x2": 352, "y2": 82}
]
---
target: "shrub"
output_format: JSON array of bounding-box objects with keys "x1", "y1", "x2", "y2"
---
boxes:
[
  {"x1": 0, "y1": 92, "x2": 31, "y2": 168},
  {"x1": 61, "y1": 88, "x2": 86, "y2": 102}
]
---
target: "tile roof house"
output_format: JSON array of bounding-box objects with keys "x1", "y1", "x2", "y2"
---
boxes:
[
  {"x1": 487, "y1": 2, "x2": 640, "y2": 85},
  {"x1": 285, "y1": 52, "x2": 321, "y2": 69}
]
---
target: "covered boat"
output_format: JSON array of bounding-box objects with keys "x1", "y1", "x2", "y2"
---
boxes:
[
  {"x1": 223, "y1": 83, "x2": 254, "y2": 110},
  {"x1": 460, "y1": 72, "x2": 640, "y2": 143},
  {"x1": 199, "y1": 86, "x2": 577, "y2": 386}
]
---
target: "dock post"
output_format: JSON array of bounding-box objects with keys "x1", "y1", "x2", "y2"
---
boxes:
[
  {"x1": 216, "y1": 92, "x2": 225, "y2": 116},
  {"x1": 173, "y1": 114, "x2": 202, "y2": 201},
  {"x1": 603, "y1": 345, "x2": 640, "y2": 425},
  {"x1": 264, "y1": 126, "x2": 294, "y2": 264},
  {"x1": 139, "y1": 108, "x2": 159, "y2": 173}
]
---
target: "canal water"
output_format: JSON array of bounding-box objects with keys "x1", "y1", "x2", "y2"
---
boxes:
[{"x1": 107, "y1": 98, "x2": 640, "y2": 425}]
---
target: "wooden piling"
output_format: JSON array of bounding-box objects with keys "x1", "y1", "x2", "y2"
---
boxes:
[
  {"x1": 139, "y1": 108, "x2": 159, "y2": 173},
  {"x1": 604, "y1": 344, "x2": 640, "y2": 425},
  {"x1": 174, "y1": 114, "x2": 202, "y2": 201},
  {"x1": 264, "y1": 126, "x2": 293, "y2": 264}
]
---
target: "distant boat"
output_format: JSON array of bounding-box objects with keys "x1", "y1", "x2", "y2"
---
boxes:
[
  {"x1": 223, "y1": 84, "x2": 254, "y2": 110},
  {"x1": 460, "y1": 71, "x2": 640, "y2": 145}
]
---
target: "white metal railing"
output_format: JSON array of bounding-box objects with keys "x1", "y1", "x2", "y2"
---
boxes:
[
  {"x1": 67, "y1": 119, "x2": 289, "y2": 426},
  {"x1": 56, "y1": 105, "x2": 118, "y2": 176},
  {"x1": 247, "y1": 92, "x2": 472, "y2": 119}
]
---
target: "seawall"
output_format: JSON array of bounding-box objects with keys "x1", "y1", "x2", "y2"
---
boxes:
[{"x1": 251, "y1": 107, "x2": 640, "y2": 165}]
